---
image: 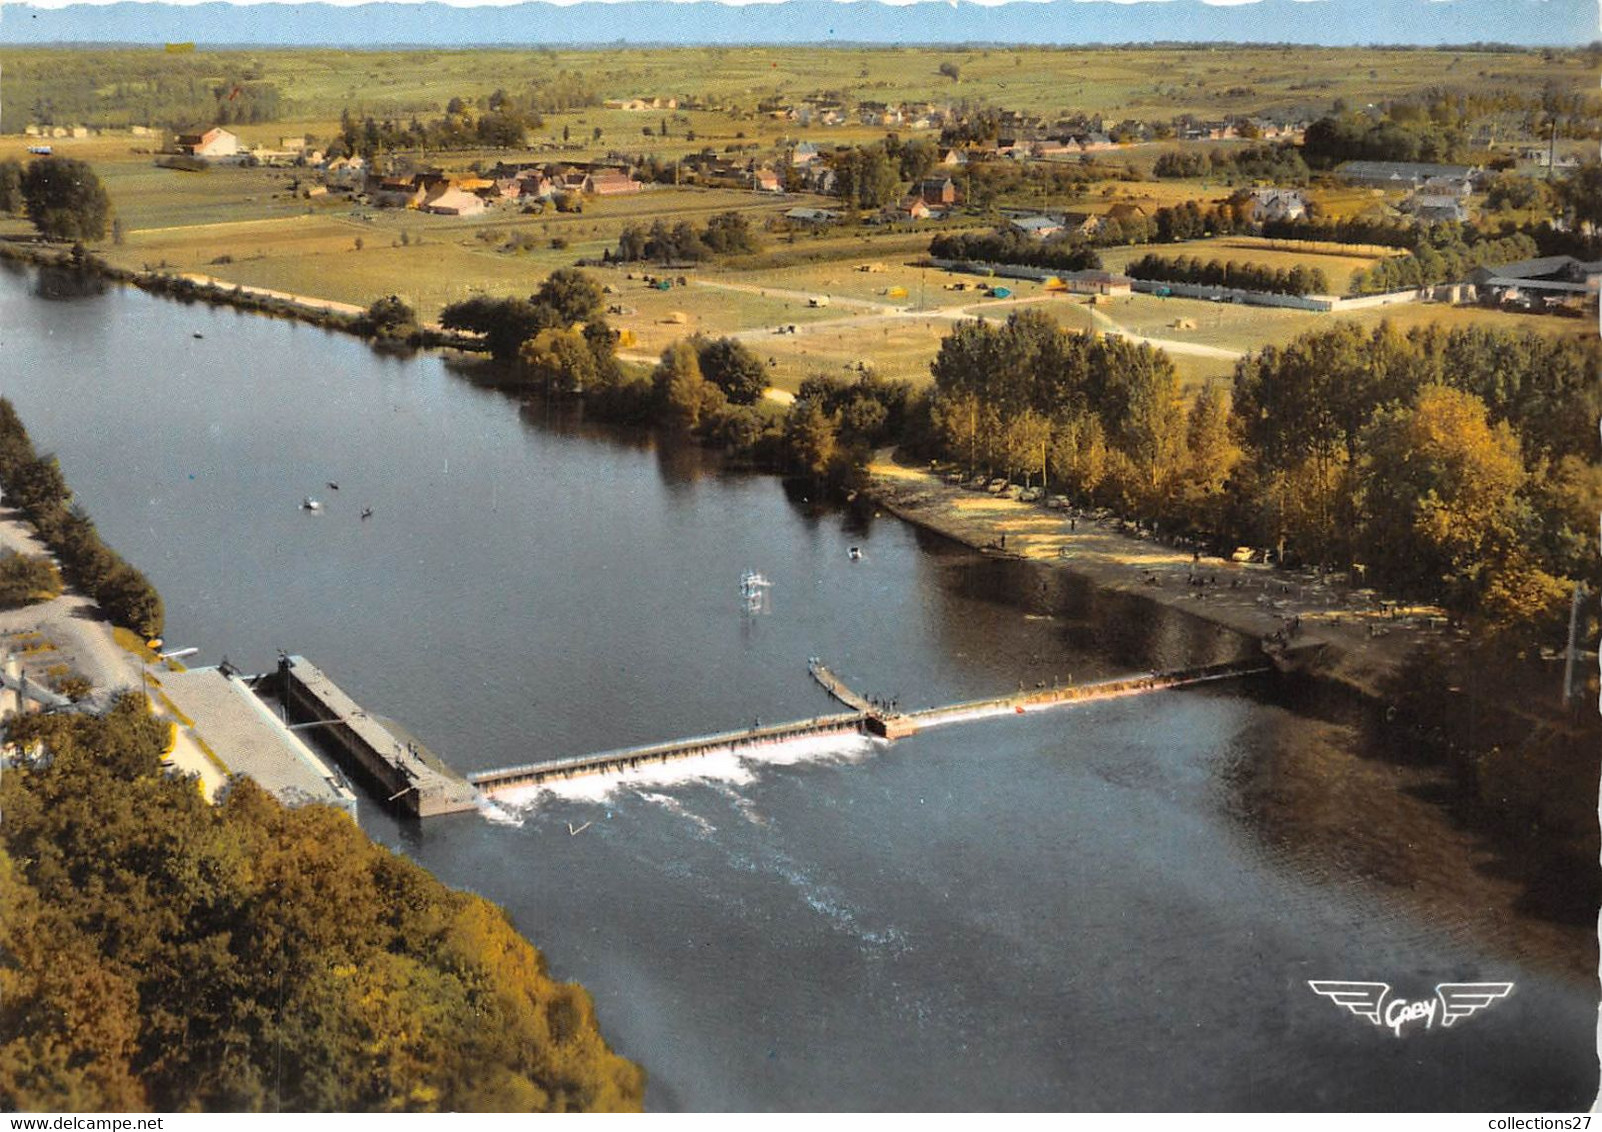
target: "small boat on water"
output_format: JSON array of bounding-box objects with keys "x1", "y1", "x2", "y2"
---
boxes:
[
  {"x1": 301, "y1": 497, "x2": 323, "y2": 511},
  {"x1": 360, "y1": 506, "x2": 374, "y2": 520}
]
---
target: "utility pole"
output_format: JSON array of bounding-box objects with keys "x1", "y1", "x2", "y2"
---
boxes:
[{"x1": 1561, "y1": 580, "x2": 1587, "y2": 707}]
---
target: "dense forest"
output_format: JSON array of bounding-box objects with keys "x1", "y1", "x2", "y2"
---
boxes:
[{"x1": 0, "y1": 697, "x2": 645, "y2": 1112}]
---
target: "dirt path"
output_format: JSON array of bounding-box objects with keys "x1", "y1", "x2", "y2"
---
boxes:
[
  {"x1": 1085, "y1": 304, "x2": 1246, "y2": 360},
  {"x1": 176, "y1": 273, "x2": 367, "y2": 317}
]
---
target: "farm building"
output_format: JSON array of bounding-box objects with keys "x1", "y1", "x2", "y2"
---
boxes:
[
  {"x1": 1059, "y1": 271, "x2": 1135, "y2": 296},
  {"x1": 915, "y1": 177, "x2": 959, "y2": 206},
  {"x1": 584, "y1": 170, "x2": 642, "y2": 195},
  {"x1": 1467, "y1": 255, "x2": 1601, "y2": 310},
  {"x1": 1334, "y1": 160, "x2": 1478, "y2": 189},
  {"x1": 175, "y1": 126, "x2": 242, "y2": 158},
  {"x1": 421, "y1": 187, "x2": 488, "y2": 216},
  {"x1": 784, "y1": 207, "x2": 841, "y2": 225}
]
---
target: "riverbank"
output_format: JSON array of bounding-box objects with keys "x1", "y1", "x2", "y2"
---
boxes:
[
  {"x1": 865, "y1": 459, "x2": 1598, "y2": 982},
  {"x1": 865, "y1": 457, "x2": 1448, "y2": 702},
  {"x1": 0, "y1": 239, "x2": 485, "y2": 352}
]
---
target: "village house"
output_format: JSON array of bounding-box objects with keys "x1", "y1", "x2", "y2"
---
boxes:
[
  {"x1": 584, "y1": 170, "x2": 642, "y2": 195},
  {"x1": 1104, "y1": 202, "x2": 1150, "y2": 228},
  {"x1": 1405, "y1": 193, "x2": 1469, "y2": 223},
  {"x1": 750, "y1": 168, "x2": 783, "y2": 193},
  {"x1": 1057, "y1": 212, "x2": 1105, "y2": 239},
  {"x1": 915, "y1": 177, "x2": 959, "y2": 206},
  {"x1": 894, "y1": 198, "x2": 934, "y2": 221},
  {"x1": 1009, "y1": 214, "x2": 1064, "y2": 240},
  {"x1": 175, "y1": 126, "x2": 242, "y2": 158},
  {"x1": 1243, "y1": 187, "x2": 1307, "y2": 223}
]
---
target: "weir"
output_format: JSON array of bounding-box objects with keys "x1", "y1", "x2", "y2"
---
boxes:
[
  {"x1": 263, "y1": 655, "x2": 479, "y2": 818},
  {"x1": 470, "y1": 655, "x2": 1273, "y2": 795}
]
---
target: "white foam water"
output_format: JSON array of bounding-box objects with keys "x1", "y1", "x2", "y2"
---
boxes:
[{"x1": 487, "y1": 730, "x2": 886, "y2": 812}]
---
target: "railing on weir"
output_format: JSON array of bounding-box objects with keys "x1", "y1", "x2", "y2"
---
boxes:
[{"x1": 468, "y1": 655, "x2": 1273, "y2": 794}]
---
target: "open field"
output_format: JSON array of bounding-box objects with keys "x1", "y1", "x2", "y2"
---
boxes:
[
  {"x1": 5, "y1": 44, "x2": 1593, "y2": 139},
  {"x1": 1097, "y1": 235, "x2": 1389, "y2": 286}
]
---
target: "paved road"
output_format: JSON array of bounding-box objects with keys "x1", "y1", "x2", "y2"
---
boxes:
[{"x1": 0, "y1": 502, "x2": 222, "y2": 794}]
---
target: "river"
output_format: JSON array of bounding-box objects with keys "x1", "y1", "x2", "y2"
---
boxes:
[{"x1": 0, "y1": 261, "x2": 1594, "y2": 1111}]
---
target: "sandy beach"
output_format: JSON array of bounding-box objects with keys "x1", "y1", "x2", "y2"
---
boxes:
[{"x1": 865, "y1": 457, "x2": 1451, "y2": 701}]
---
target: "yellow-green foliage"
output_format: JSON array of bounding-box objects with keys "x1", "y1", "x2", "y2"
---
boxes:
[
  {"x1": 0, "y1": 551, "x2": 61, "y2": 607},
  {"x1": 0, "y1": 696, "x2": 644, "y2": 1113}
]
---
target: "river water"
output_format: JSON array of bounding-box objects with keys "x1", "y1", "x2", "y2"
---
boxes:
[{"x1": 1, "y1": 262, "x2": 1594, "y2": 1111}]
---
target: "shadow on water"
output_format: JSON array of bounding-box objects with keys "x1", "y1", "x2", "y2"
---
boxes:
[
  {"x1": 1221, "y1": 663, "x2": 1598, "y2": 976},
  {"x1": 32, "y1": 264, "x2": 105, "y2": 301}
]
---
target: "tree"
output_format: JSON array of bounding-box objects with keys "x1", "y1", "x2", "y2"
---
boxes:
[
  {"x1": 21, "y1": 157, "x2": 111, "y2": 242},
  {"x1": 1178, "y1": 383, "x2": 1240, "y2": 533},
  {"x1": 363, "y1": 295, "x2": 417, "y2": 340},
  {"x1": 440, "y1": 296, "x2": 552, "y2": 361},
  {"x1": 532, "y1": 268, "x2": 603, "y2": 325},
  {"x1": 1554, "y1": 162, "x2": 1602, "y2": 229},
  {"x1": 1358, "y1": 385, "x2": 1532, "y2": 615},
  {"x1": 651, "y1": 342, "x2": 721, "y2": 429},
  {"x1": 0, "y1": 160, "x2": 22, "y2": 214},
  {"x1": 520, "y1": 327, "x2": 599, "y2": 395},
  {"x1": 783, "y1": 397, "x2": 839, "y2": 480},
  {"x1": 693, "y1": 337, "x2": 766, "y2": 405}
]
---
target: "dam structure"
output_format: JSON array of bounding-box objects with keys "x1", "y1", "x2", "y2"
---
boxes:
[
  {"x1": 262, "y1": 655, "x2": 480, "y2": 819},
  {"x1": 468, "y1": 655, "x2": 1272, "y2": 796}
]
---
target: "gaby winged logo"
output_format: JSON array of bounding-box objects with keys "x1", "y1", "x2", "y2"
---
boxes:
[{"x1": 1307, "y1": 981, "x2": 1514, "y2": 1038}]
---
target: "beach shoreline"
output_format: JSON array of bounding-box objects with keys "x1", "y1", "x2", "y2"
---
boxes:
[{"x1": 865, "y1": 457, "x2": 1450, "y2": 703}]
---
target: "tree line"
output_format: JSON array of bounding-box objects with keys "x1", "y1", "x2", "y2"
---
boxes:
[
  {"x1": 928, "y1": 229, "x2": 1102, "y2": 274},
  {"x1": 1126, "y1": 254, "x2": 1330, "y2": 296},
  {"x1": 0, "y1": 398, "x2": 163, "y2": 638},
  {"x1": 922, "y1": 313, "x2": 1599, "y2": 630},
  {"x1": 1153, "y1": 143, "x2": 1309, "y2": 184},
  {"x1": 1348, "y1": 231, "x2": 1536, "y2": 294},
  {"x1": 609, "y1": 211, "x2": 760, "y2": 264},
  {"x1": 0, "y1": 51, "x2": 283, "y2": 133},
  {"x1": 0, "y1": 697, "x2": 645, "y2": 1111}
]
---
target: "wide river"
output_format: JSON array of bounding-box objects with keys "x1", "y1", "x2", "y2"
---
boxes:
[{"x1": 1, "y1": 262, "x2": 1595, "y2": 1111}]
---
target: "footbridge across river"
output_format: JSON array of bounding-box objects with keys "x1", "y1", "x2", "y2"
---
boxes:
[{"x1": 468, "y1": 655, "x2": 1272, "y2": 795}]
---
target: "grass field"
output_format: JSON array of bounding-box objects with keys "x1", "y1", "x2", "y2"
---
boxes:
[
  {"x1": 1097, "y1": 235, "x2": 1387, "y2": 289},
  {"x1": 5, "y1": 44, "x2": 1593, "y2": 138}
]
